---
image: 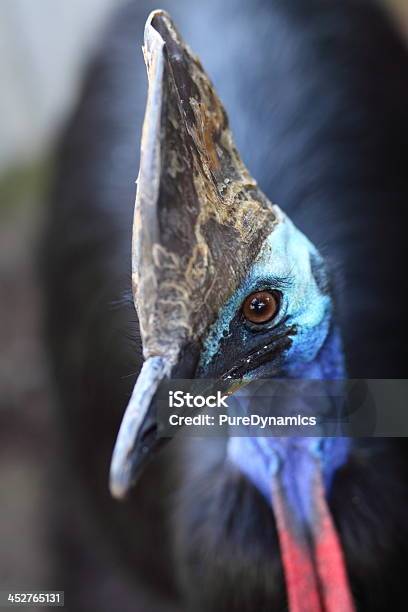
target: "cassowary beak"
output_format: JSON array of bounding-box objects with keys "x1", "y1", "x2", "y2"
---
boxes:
[
  {"x1": 110, "y1": 356, "x2": 170, "y2": 499},
  {"x1": 110, "y1": 10, "x2": 278, "y2": 497},
  {"x1": 109, "y1": 351, "x2": 198, "y2": 499}
]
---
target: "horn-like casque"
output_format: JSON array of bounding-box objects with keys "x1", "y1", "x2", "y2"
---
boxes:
[{"x1": 133, "y1": 10, "x2": 279, "y2": 365}]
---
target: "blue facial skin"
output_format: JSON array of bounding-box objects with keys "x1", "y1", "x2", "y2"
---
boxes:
[
  {"x1": 198, "y1": 209, "x2": 350, "y2": 508},
  {"x1": 200, "y1": 210, "x2": 337, "y2": 375}
]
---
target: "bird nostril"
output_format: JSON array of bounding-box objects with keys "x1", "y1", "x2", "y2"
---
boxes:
[
  {"x1": 242, "y1": 290, "x2": 279, "y2": 324},
  {"x1": 140, "y1": 422, "x2": 157, "y2": 447}
]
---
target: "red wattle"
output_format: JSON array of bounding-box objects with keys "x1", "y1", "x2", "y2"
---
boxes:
[
  {"x1": 272, "y1": 473, "x2": 323, "y2": 612},
  {"x1": 311, "y1": 468, "x2": 355, "y2": 612},
  {"x1": 271, "y1": 462, "x2": 355, "y2": 612}
]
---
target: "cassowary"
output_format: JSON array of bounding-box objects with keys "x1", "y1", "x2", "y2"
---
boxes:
[{"x1": 43, "y1": 1, "x2": 408, "y2": 611}]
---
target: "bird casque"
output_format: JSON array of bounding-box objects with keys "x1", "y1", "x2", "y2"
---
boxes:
[{"x1": 110, "y1": 11, "x2": 353, "y2": 611}]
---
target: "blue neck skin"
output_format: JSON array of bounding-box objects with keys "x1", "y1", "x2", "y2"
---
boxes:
[{"x1": 227, "y1": 325, "x2": 351, "y2": 507}]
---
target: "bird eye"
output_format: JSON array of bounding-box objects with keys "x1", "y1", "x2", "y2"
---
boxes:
[{"x1": 242, "y1": 290, "x2": 279, "y2": 324}]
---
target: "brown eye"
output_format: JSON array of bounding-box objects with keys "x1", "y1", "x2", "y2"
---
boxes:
[{"x1": 242, "y1": 290, "x2": 279, "y2": 324}]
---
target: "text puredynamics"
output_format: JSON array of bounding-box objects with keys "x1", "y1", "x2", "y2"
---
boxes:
[{"x1": 169, "y1": 414, "x2": 317, "y2": 428}]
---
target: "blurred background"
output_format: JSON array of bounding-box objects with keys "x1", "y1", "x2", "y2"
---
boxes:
[{"x1": 0, "y1": 0, "x2": 407, "y2": 600}]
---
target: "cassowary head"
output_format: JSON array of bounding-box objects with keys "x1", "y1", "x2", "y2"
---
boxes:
[{"x1": 110, "y1": 11, "x2": 353, "y2": 611}]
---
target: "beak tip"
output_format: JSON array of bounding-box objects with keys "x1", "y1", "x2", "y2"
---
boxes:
[
  {"x1": 109, "y1": 436, "x2": 133, "y2": 500},
  {"x1": 109, "y1": 464, "x2": 131, "y2": 500},
  {"x1": 109, "y1": 483, "x2": 128, "y2": 501}
]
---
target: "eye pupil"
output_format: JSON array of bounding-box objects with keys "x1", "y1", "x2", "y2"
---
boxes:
[
  {"x1": 249, "y1": 297, "x2": 267, "y2": 313},
  {"x1": 242, "y1": 291, "x2": 279, "y2": 324}
]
